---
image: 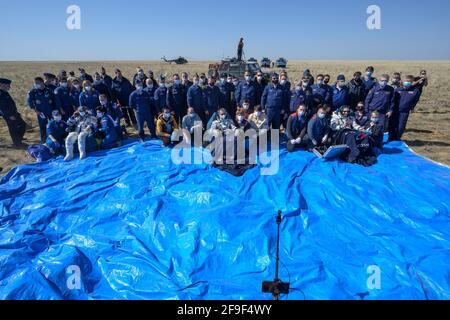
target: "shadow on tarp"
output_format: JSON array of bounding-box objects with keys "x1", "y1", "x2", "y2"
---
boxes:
[{"x1": 0, "y1": 137, "x2": 449, "y2": 300}]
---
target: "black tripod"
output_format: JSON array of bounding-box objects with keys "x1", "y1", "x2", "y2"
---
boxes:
[{"x1": 262, "y1": 210, "x2": 290, "y2": 300}]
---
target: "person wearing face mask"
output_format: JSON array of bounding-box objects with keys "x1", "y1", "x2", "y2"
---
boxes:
[
  {"x1": 54, "y1": 77, "x2": 74, "y2": 121},
  {"x1": 166, "y1": 73, "x2": 187, "y2": 122},
  {"x1": 79, "y1": 80, "x2": 101, "y2": 114},
  {"x1": 111, "y1": 68, "x2": 136, "y2": 127},
  {"x1": 92, "y1": 72, "x2": 111, "y2": 100},
  {"x1": 156, "y1": 107, "x2": 179, "y2": 147},
  {"x1": 364, "y1": 74, "x2": 395, "y2": 129},
  {"x1": 389, "y1": 75, "x2": 421, "y2": 141},
  {"x1": 254, "y1": 72, "x2": 267, "y2": 106},
  {"x1": 209, "y1": 108, "x2": 237, "y2": 136},
  {"x1": 363, "y1": 66, "x2": 377, "y2": 97},
  {"x1": 235, "y1": 70, "x2": 257, "y2": 111},
  {"x1": 248, "y1": 105, "x2": 268, "y2": 133},
  {"x1": 78, "y1": 68, "x2": 94, "y2": 83},
  {"x1": 330, "y1": 105, "x2": 361, "y2": 132},
  {"x1": 204, "y1": 76, "x2": 222, "y2": 120},
  {"x1": 181, "y1": 107, "x2": 203, "y2": 142},
  {"x1": 363, "y1": 111, "x2": 384, "y2": 149},
  {"x1": 235, "y1": 109, "x2": 251, "y2": 131},
  {"x1": 289, "y1": 76, "x2": 314, "y2": 116},
  {"x1": 64, "y1": 106, "x2": 98, "y2": 161},
  {"x1": 331, "y1": 75, "x2": 349, "y2": 112},
  {"x1": 312, "y1": 74, "x2": 332, "y2": 107},
  {"x1": 133, "y1": 67, "x2": 148, "y2": 88},
  {"x1": 27, "y1": 77, "x2": 56, "y2": 143},
  {"x1": 129, "y1": 80, "x2": 155, "y2": 142},
  {"x1": 43, "y1": 73, "x2": 58, "y2": 92},
  {"x1": 154, "y1": 75, "x2": 168, "y2": 114},
  {"x1": 217, "y1": 73, "x2": 234, "y2": 115},
  {"x1": 354, "y1": 102, "x2": 370, "y2": 127},
  {"x1": 45, "y1": 110, "x2": 67, "y2": 155},
  {"x1": 348, "y1": 72, "x2": 366, "y2": 110},
  {"x1": 69, "y1": 78, "x2": 82, "y2": 111},
  {"x1": 95, "y1": 106, "x2": 119, "y2": 149},
  {"x1": 0, "y1": 78, "x2": 27, "y2": 147},
  {"x1": 187, "y1": 74, "x2": 207, "y2": 123},
  {"x1": 391, "y1": 72, "x2": 402, "y2": 89},
  {"x1": 261, "y1": 73, "x2": 285, "y2": 130},
  {"x1": 306, "y1": 107, "x2": 330, "y2": 149},
  {"x1": 286, "y1": 104, "x2": 308, "y2": 152},
  {"x1": 99, "y1": 94, "x2": 124, "y2": 140}
]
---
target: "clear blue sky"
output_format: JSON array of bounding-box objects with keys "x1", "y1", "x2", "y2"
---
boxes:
[{"x1": 1, "y1": 0, "x2": 449, "y2": 61}]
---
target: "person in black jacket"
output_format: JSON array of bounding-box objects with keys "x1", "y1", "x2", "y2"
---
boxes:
[
  {"x1": 0, "y1": 78, "x2": 26, "y2": 147},
  {"x1": 286, "y1": 104, "x2": 308, "y2": 152},
  {"x1": 111, "y1": 69, "x2": 136, "y2": 126},
  {"x1": 348, "y1": 72, "x2": 366, "y2": 110}
]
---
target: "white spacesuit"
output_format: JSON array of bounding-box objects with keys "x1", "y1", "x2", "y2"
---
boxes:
[{"x1": 64, "y1": 106, "x2": 98, "y2": 161}]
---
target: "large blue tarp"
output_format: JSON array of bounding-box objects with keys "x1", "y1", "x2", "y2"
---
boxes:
[{"x1": 0, "y1": 139, "x2": 449, "y2": 300}]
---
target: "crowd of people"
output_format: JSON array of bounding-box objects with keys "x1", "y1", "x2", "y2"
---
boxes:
[{"x1": 0, "y1": 65, "x2": 428, "y2": 165}]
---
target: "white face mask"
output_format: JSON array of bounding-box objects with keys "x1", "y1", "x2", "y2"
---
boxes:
[
  {"x1": 34, "y1": 84, "x2": 44, "y2": 90},
  {"x1": 243, "y1": 104, "x2": 250, "y2": 110},
  {"x1": 194, "y1": 80, "x2": 199, "y2": 85},
  {"x1": 318, "y1": 113, "x2": 326, "y2": 119},
  {"x1": 227, "y1": 79, "x2": 232, "y2": 83},
  {"x1": 85, "y1": 86, "x2": 92, "y2": 91},
  {"x1": 317, "y1": 80, "x2": 323, "y2": 85},
  {"x1": 160, "y1": 83, "x2": 165, "y2": 87},
  {"x1": 54, "y1": 116, "x2": 62, "y2": 121},
  {"x1": 79, "y1": 112, "x2": 86, "y2": 117},
  {"x1": 257, "y1": 76, "x2": 262, "y2": 81},
  {"x1": 97, "y1": 112, "x2": 104, "y2": 118},
  {"x1": 233, "y1": 81, "x2": 239, "y2": 86},
  {"x1": 60, "y1": 82, "x2": 68, "y2": 88},
  {"x1": 245, "y1": 76, "x2": 251, "y2": 82},
  {"x1": 220, "y1": 114, "x2": 226, "y2": 120},
  {"x1": 164, "y1": 113, "x2": 170, "y2": 119},
  {"x1": 256, "y1": 112, "x2": 262, "y2": 117},
  {"x1": 298, "y1": 111, "x2": 305, "y2": 117},
  {"x1": 73, "y1": 84, "x2": 81, "y2": 90},
  {"x1": 280, "y1": 80, "x2": 286, "y2": 85},
  {"x1": 100, "y1": 100, "x2": 107, "y2": 106},
  {"x1": 237, "y1": 115, "x2": 244, "y2": 122}
]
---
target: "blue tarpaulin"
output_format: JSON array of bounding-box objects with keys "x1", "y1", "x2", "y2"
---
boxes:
[{"x1": 0, "y1": 139, "x2": 449, "y2": 300}]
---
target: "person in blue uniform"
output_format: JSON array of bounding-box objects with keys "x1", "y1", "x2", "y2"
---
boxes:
[
  {"x1": 261, "y1": 73, "x2": 285, "y2": 130},
  {"x1": 27, "y1": 77, "x2": 56, "y2": 143},
  {"x1": 331, "y1": 75, "x2": 349, "y2": 112},
  {"x1": 54, "y1": 77, "x2": 75, "y2": 120},
  {"x1": 390, "y1": 75, "x2": 421, "y2": 141},
  {"x1": 129, "y1": 80, "x2": 155, "y2": 142},
  {"x1": 79, "y1": 80, "x2": 101, "y2": 114},
  {"x1": 254, "y1": 71, "x2": 267, "y2": 106},
  {"x1": 289, "y1": 77, "x2": 314, "y2": 117},
  {"x1": 365, "y1": 74, "x2": 395, "y2": 128},
  {"x1": 312, "y1": 74, "x2": 332, "y2": 107},
  {"x1": 46, "y1": 110, "x2": 67, "y2": 155},
  {"x1": 96, "y1": 106, "x2": 118, "y2": 149},
  {"x1": 235, "y1": 70, "x2": 257, "y2": 109},
  {"x1": 44, "y1": 73, "x2": 58, "y2": 92},
  {"x1": 0, "y1": 78, "x2": 26, "y2": 147},
  {"x1": 187, "y1": 74, "x2": 207, "y2": 123},
  {"x1": 306, "y1": 107, "x2": 330, "y2": 149},
  {"x1": 99, "y1": 93, "x2": 124, "y2": 140}
]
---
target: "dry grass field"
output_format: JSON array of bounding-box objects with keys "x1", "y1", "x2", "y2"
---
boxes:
[{"x1": 0, "y1": 60, "x2": 449, "y2": 174}]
